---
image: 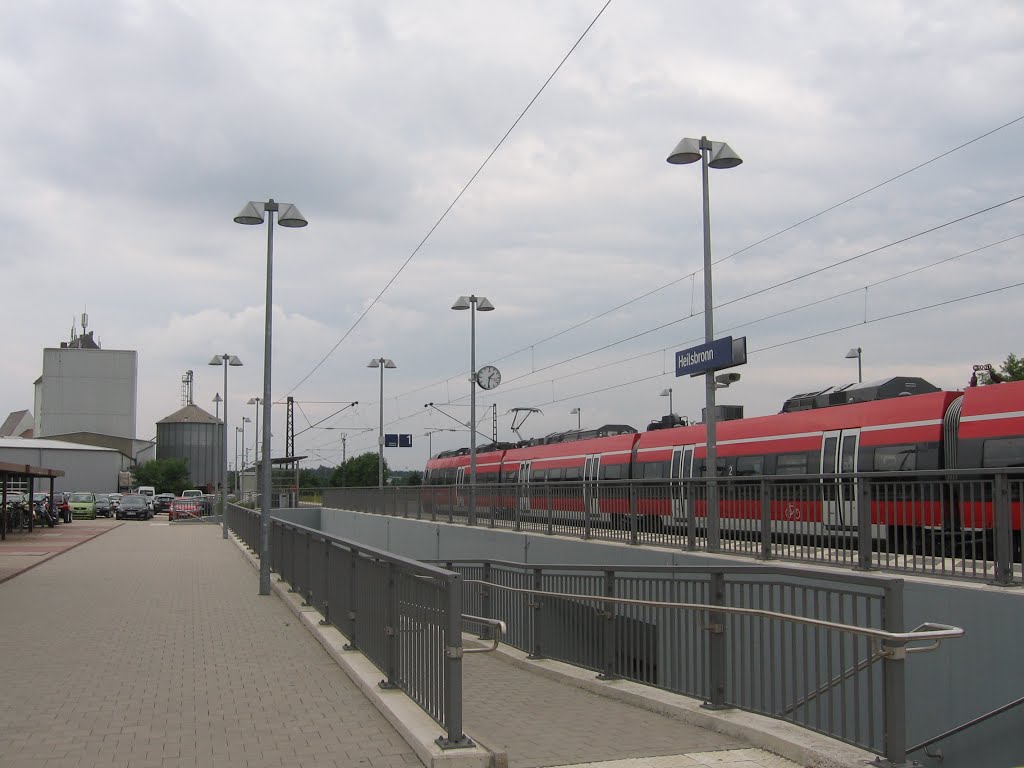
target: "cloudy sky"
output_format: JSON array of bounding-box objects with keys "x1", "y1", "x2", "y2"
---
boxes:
[{"x1": 2, "y1": 0, "x2": 1022, "y2": 472}]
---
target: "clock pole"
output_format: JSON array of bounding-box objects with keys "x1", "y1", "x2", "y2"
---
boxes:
[{"x1": 469, "y1": 297, "x2": 477, "y2": 526}]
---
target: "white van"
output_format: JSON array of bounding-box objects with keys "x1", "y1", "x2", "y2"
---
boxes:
[{"x1": 136, "y1": 486, "x2": 156, "y2": 509}]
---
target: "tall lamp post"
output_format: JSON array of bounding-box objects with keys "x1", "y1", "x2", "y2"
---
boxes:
[
  {"x1": 846, "y1": 347, "x2": 863, "y2": 383},
  {"x1": 570, "y1": 407, "x2": 581, "y2": 430},
  {"x1": 239, "y1": 417, "x2": 251, "y2": 495},
  {"x1": 667, "y1": 136, "x2": 742, "y2": 551},
  {"x1": 234, "y1": 198, "x2": 308, "y2": 595},
  {"x1": 451, "y1": 295, "x2": 494, "y2": 525},
  {"x1": 367, "y1": 358, "x2": 397, "y2": 488},
  {"x1": 660, "y1": 387, "x2": 673, "y2": 416},
  {"x1": 247, "y1": 397, "x2": 261, "y2": 490},
  {"x1": 209, "y1": 354, "x2": 242, "y2": 539}
]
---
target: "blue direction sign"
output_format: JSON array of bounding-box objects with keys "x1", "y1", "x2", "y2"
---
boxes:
[
  {"x1": 676, "y1": 336, "x2": 747, "y2": 377},
  {"x1": 385, "y1": 433, "x2": 399, "y2": 447}
]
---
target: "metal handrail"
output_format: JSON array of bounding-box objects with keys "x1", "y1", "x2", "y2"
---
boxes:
[
  {"x1": 908, "y1": 695, "x2": 1024, "y2": 756},
  {"x1": 461, "y1": 614, "x2": 506, "y2": 653},
  {"x1": 461, "y1": 578, "x2": 964, "y2": 654}
]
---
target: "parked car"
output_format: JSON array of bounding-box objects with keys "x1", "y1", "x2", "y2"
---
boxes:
[
  {"x1": 69, "y1": 492, "x2": 97, "y2": 520},
  {"x1": 181, "y1": 489, "x2": 203, "y2": 499},
  {"x1": 136, "y1": 486, "x2": 156, "y2": 509},
  {"x1": 153, "y1": 493, "x2": 176, "y2": 513},
  {"x1": 94, "y1": 494, "x2": 113, "y2": 518},
  {"x1": 116, "y1": 494, "x2": 150, "y2": 520}
]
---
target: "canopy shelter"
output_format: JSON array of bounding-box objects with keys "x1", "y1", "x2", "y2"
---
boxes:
[{"x1": 1, "y1": 461, "x2": 65, "y2": 540}]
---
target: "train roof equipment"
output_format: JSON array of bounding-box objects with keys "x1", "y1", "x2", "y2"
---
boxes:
[{"x1": 781, "y1": 376, "x2": 940, "y2": 413}]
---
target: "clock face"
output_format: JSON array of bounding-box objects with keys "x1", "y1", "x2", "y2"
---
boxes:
[{"x1": 477, "y1": 365, "x2": 501, "y2": 390}]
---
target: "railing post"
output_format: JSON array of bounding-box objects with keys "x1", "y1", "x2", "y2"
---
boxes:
[
  {"x1": 437, "y1": 571, "x2": 473, "y2": 749},
  {"x1": 702, "y1": 571, "x2": 729, "y2": 710},
  {"x1": 380, "y1": 562, "x2": 399, "y2": 689},
  {"x1": 857, "y1": 477, "x2": 874, "y2": 571},
  {"x1": 528, "y1": 567, "x2": 544, "y2": 659},
  {"x1": 629, "y1": 483, "x2": 638, "y2": 545},
  {"x1": 583, "y1": 482, "x2": 592, "y2": 539},
  {"x1": 597, "y1": 569, "x2": 618, "y2": 680},
  {"x1": 514, "y1": 485, "x2": 522, "y2": 531},
  {"x1": 686, "y1": 480, "x2": 698, "y2": 551},
  {"x1": 344, "y1": 550, "x2": 358, "y2": 651},
  {"x1": 882, "y1": 580, "x2": 908, "y2": 766},
  {"x1": 992, "y1": 472, "x2": 1013, "y2": 586},
  {"x1": 546, "y1": 485, "x2": 553, "y2": 535},
  {"x1": 758, "y1": 478, "x2": 773, "y2": 559},
  {"x1": 319, "y1": 539, "x2": 331, "y2": 626},
  {"x1": 479, "y1": 562, "x2": 492, "y2": 640}
]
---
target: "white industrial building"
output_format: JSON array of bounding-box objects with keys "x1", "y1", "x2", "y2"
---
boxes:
[
  {"x1": 33, "y1": 336, "x2": 138, "y2": 440},
  {"x1": 1, "y1": 320, "x2": 152, "y2": 482},
  {"x1": 0, "y1": 437, "x2": 130, "y2": 494}
]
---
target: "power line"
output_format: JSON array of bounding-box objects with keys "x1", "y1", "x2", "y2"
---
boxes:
[
  {"x1": 487, "y1": 113, "x2": 1024, "y2": 364},
  {"x1": 284, "y1": 0, "x2": 615, "y2": 397}
]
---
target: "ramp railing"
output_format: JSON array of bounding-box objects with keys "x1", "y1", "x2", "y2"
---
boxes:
[
  {"x1": 226, "y1": 504, "x2": 472, "y2": 750},
  {"x1": 443, "y1": 559, "x2": 962, "y2": 766}
]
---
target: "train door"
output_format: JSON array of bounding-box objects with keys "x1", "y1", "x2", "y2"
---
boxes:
[
  {"x1": 583, "y1": 454, "x2": 602, "y2": 520},
  {"x1": 517, "y1": 461, "x2": 532, "y2": 513},
  {"x1": 455, "y1": 466, "x2": 467, "y2": 510},
  {"x1": 821, "y1": 429, "x2": 861, "y2": 529},
  {"x1": 670, "y1": 445, "x2": 696, "y2": 524}
]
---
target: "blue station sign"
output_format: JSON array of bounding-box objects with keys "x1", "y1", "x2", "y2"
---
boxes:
[
  {"x1": 385, "y1": 433, "x2": 413, "y2": 447},
  {"x1": 675, "y1": 336, "x2": 747, "y2": 377}
]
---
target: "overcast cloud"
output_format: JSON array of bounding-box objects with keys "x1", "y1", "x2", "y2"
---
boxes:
[{"x1": 1, "y1": 0, "x2": 1021, "y2": 471}]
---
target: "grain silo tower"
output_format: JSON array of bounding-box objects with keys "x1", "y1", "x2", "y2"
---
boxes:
[{"x1": 155, "y1": 404, "x2": 222, "y2": 491}]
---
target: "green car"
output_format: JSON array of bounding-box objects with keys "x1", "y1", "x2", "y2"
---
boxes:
[{"x1": 69, "y1": 492, "x2": 97, "y2": 520}]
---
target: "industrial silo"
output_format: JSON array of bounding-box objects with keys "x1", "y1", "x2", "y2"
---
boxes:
[{"x1": 155, "y1": 404, "x2": 223, "y2": 491}]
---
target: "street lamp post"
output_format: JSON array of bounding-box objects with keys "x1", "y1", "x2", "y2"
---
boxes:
[
  {"x1": 570, "y1": 407, "x2": 581, "y2": 430},
  {"x1": 668, "y1": 136, "x2": 742, "y2": 551},
  {"x1": 239, "y1": 417, "x2": 251, "y2": 496},
  {"x1": 660, "y1": 387, "x2": 673, "y2": 416},
  {"x1": 209, "y1": 354, "x2": 242, "y2": 539},
  {"x1": 451, "y1": 294, "x2": 495, "y2": 525},
  {"x1": 367, "y1": 358, "x2": 397, "y2": 488},
  {"x1": 247, "y1": 397, "x2": 261, "y2": 491},
  {"x1": 213, "y1": 392, "x2": 222, "y2": 420},
  {"x1": 846, "y1": 347, "x2": 863, "y2": 383},
  {"x1": 234, "y1": 198, "x2": 308, "y2": 595}
]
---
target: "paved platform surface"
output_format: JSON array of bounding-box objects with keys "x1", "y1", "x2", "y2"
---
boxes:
[
  {"x1": 0, "y1": 518, "x2": 122, "y2": 584},
  {"x1": 0, "y1": 519, "x2": 422, "y2": 768},
  {"x1": 0, "y1": 519, "x2": 804, "y2": 768}
]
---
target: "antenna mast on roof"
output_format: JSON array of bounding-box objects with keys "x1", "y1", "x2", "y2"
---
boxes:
[{"x1": 181, "y1": 370, "x2": 194, "y2": 407}]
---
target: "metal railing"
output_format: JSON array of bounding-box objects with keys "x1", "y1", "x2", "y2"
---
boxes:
[
  {"x1": 442, "y1": 559, "x2": 962, "y2": 765},
  {"x1": 226, "y1": 504, "x2": 472, "y2": 749},
  {"x1": 321, "y1": 468, "x2": 1024, "y2": 585}
]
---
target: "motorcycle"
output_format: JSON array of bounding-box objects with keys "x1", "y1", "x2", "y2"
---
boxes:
[{"x1": 33, "y1": 499, "x2": 57, "y2": 528}]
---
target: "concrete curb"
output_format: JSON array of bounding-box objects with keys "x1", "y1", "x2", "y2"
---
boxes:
[
  {"x1": 474, "y1": 640, "x2": 878, "y2": 768},
  {"x1": 229, "y1": 533, "x2": 495, "y2": 768}
]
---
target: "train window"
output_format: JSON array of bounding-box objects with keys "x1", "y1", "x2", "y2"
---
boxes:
[
  {"x1": 531, "y1": 469, "x2": 546, "y2": 482},
  {"x1": 775, "y1": 453, "x2": 808, "y2": 475},
  {"x1": 601, "y1": 464, "x2": 624, "y2": 480},
  {"x1": 547, "y1": 467, "x2": 565, "y2": 482},
  {"x1": 874, "y1": 445, "x2": 918, "y2": 471},
  {"x1": 982, "y1": 437, "x2": 1024, "y2": 468},
  {"x1": 642, "y1": 461, "x2": 669, "y2": 479},
  {"x1": 736, "y1": 456, "x2": 764, "y2": 476},
  {"x1": 503, "y1": 470, "x2": 518, "y2": 483},
  {"x1": 565, "y1": 466, "x2": 582, "y2": 481}
]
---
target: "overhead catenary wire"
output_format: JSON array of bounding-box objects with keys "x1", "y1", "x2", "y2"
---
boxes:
[{"x1": 284, "y1": 0, "x2": 615, "y2": 398}]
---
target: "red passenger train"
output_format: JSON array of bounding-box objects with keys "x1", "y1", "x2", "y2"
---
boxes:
[{"x1": 423, "y1": 376, "x2": 1024, "y2": 550}]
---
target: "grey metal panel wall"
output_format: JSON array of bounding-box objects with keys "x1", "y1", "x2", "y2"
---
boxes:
[
  {"x1": 0, "y1": 444, "x2": 122, "y2": 494},
  {"x1": 156, "y1": 422, "x2": 223, "y2": 490}
]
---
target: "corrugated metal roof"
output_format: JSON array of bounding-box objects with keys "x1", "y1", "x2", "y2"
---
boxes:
[
  {"x1": 0, "y1": 437, "x2": 119, "y2": 452},
  {"x1": 157, "y1": 404, "x2": 221, "y2": 425}
]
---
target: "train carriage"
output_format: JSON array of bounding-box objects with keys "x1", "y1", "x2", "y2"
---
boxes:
[{"x1": 423, "y1": 376, "x2": 1024, "y2": 553}]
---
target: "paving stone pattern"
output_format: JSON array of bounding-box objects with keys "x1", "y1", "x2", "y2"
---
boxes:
[
  {"x1": 0, "y1": 521, "x2": 423, "y2": 768},
  {"x1": 462, "y1": 652, "x2": 745, "y2": 768}
]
